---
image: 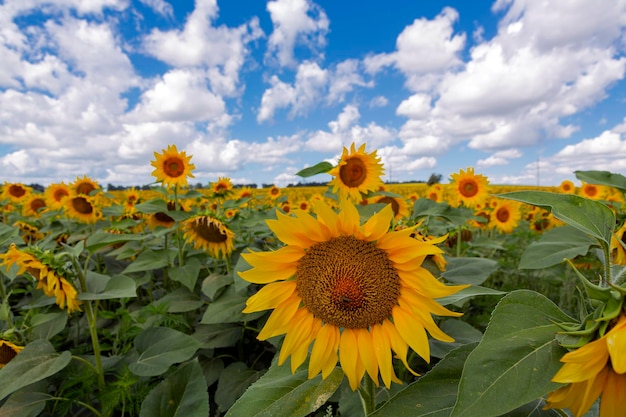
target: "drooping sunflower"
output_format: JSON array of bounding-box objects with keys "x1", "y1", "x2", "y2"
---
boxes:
[
  {"x1": 373, "y1": 195, "x2": 410, "y2": 221},
  {"x1": 0, "y1": 244, "x2": 82, "y2": 313},
  {"x1": 13, "y1": 221, "x2": 45, "y2": 244},
  {"x1": 240, "y1": 199, "x2": 468, "y2": 390},
  {"x1": 44, "y1": 182, "x2": 71, "y2": 210},
  {"x1": 545, "y1": 314, "x2": 626, "y2": 417},
  {"x1": 182, "y1": 215, "x2": 235, "y2": 259},
  {"x1": 211, "y1": 177, "x2": 233, "y2": 196},
  {"x1": 22, "y1": 195, "x2": 47, "y2": 217},
  {"x1": 71, "y1": 175, "x2": 101, "y2": 196},
  {"x1": 0, "y1": 339, "x2": 23, "y2": 368},
  {"x1": 2, "y1": 183, "x2": 31, "y2": 203},
  {"x1": 489, "y1": 200, "x2": 522, "y2": 233},
  {"x1": 611, "y1": 222, "x2": 626, "y2": 265},
  {"x1": 449, "y1": 167, "x2": 489, "y2": 208},
  {"x1": 146, "y1": 200, "x2": 181, "y2": 230},
  {"x1": 328, "y1": 143, "x2": 385, "y2": 202},
  {"x1": 559, "y1": 180, "x2": 575, "y2": 194},
  {"x1": 151, "y1": 144, "x2": 196, "y2": 188},
  {"x1": 65, "y1": 194, "x2": 100, "y2": 224}
]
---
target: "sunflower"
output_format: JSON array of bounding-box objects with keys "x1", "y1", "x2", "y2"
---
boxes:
[
  {"x1": 489, "y1": 200, "x2": 521, "y2": 233},
  {"x1": 146, "y1": 200, "x2": 182, "y2": 230},
  {"x1": 237, "y1": 187, "x2": 254, "y2": 199},
  {"x1": 328, "y1": 143, "x2": 385, "y2": 202},
  {"x1": 296, "y1": 200, "x2": 311, "y2": 212},
  {"x1": 611, "y1": 223, "x2": 626, "y2": 265},
  {"x1": 151, "y1": 144, "x2": 195, "y2": 188},
  {"x1": 268, "y1": 186, "x2": 281, "y2": 199},
  {"x1": 13, "y1": 221, "x2": 45, "y2": 244},
  {"x1": 44, "y1": 182, "x2": 71, "y2": 210},
  {"x1": 123, "y1": 188, "x2": 141, "y2": 215},
  {"x1": 0, "y1": 244, "x2": 82, "y2": 313},
  {"x1": 240, "y1": 199, "x2": 468, "y2": 390},
  {"x1": 65, "y1": 194, "x2": 100, "y2": 224},
  {"x1": 0, "y1": 340, "x2": 24, "y2": 368},
  {"x1": 559, "y1": 180, "x2": 575, "y2": 194},
  {"x1": 280, "y1": 202, "x2": 292, "y2": 214},
  {"x1": 373, "y1": 195, "x2": 410, "y2": 221},
  {"x1": 449, "y1": 167, "x2": 489, "y2": 207},
  {"x1": 211, "y1": 177, "x2": 233, "y2": 196},
  {"x1": 183, "y1": 215, "x2": 235, "y2": 259},
  {"x1": 22, "y1": 195, "x2": 47, "y2": 217},
  {"x1": 545, "y1": 314, "x2": 626, "y2": 417},
  {"x1": 2, "y1": 183, "x2": 31, "y2": 203},
  {"x1": 426, "y1": 185, "x2": 443, "y2": 202},
  {"x1": 579, "y1": 182, "x2": 606, "y2": 200},
  {"x1": 71, "y1": 175, "x2": 101, "y2": 196}
]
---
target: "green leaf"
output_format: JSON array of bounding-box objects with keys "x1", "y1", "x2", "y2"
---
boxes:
[
  {"x1": 575, "y1": 170, "x2": 626, "y2": 193},
  {"x1": 372, "y1": 343, "x2": 477, "y2": 417},
  {"x1": 193, "y1": 323, "x2": 242, "y2": 349},
  {"x1": 436, "y1": 286, "x2": 506, "y2": 306},
  {"x1": 169, "y1": 257, "x2": 202, "y2": 291},
  {"x1": 129, "y1": 327, "x2": 202, "y2": 377},
  {"x1": 154, "y1": 287, "x2": 204, "y2": 313},
  {"x1": 85, "y1": 230, "x2": 145, "y2": 252},
  {"x1": 295, "y1": 161, "x2": 333, "y2": 178},
  {"x1": 0, "y1": 222, "x2": 20, "y2": 247},
  {"x1": 139, "y1": 359, "x2": 209, "y2": 417},
  {"x1": 519, "y1": 225, "x2": 597, "y2": 269},
  {"x1": 430, "y1": 320, "x2": 483, "y2": 359},
  {"x1": 201, "y1": 286, "x2": 264, "y2": 324},
  {"x1": 443, "y1": 257, "x2": 499, "y2": 285},
  {"x1": 450, "y1": 290, "x2": 573, "y2": 417},
  {"x1": 412, "y1": 199, "x2": 476, "y2": 225},
  {"x1": 79, "y1": 274, "x2": 137, "y2": 300},
  {"x1": 216, "y1": 362, "x2": 264, "y2": 414},
  {"x1": 497, "y1": 191, "x2": 615, "y2": 246},
  {"x1": 30, "y1": 312, "x2": 68, "y2": 340},
  {"x1": 0, "y1": 391, "x2": 49, "y2": 417},
  {"x1": 0, "y1": 339, "x2": 71, "y2": 401},
  {"x1": 123, "y1": 249, "x2": 175, "y2": 274},
  {"x1": 201, "y1": 273, "x2": 233, "y2": 300},
  {"x1": 226, "y1": 360, "x2": 343, "y2": 417}
]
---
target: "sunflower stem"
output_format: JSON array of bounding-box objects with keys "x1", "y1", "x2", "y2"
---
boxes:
[
  {"x1": 456, "y1": 226, "x2": 462, "y2": 258},
  {"x1": 0, "y1": 275, "x2": 14, "y2": 329},
  {"x1": 358, "y1": 374, "x2": 376, "y2": 416},
  {"x1": 601, "y1": 240, "x2": 611, "y2": 287}
]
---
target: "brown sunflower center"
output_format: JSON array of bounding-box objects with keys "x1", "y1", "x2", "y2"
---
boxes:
[
  {"x1": 30, "y1": 198, "x2": 46, "y2": 212},
  {"x1": 193, "y1": 217, "x2": 228, "y2": 243},
  {"x1": 0, "y1": 343, "x2": 19, "y2": 366},
  {"x1": 339, "y1": 157, "x2": 367, "y2": 188},
  {"x1": 496, "y1": 207, "x2": 510, "y2": 223},
  {"x1": 377, "y1": 196, "x2": 399, "y2": 216},
  {"x1": 72, "y1": 197, "x2": 94, "y2": 214},
  {"x1": 9, "y1": 185, "x2": 26, "y2": 198},
  {"x1": 163, "y1": 157, "x2": 185, "y2": 178},
  {"x1": 585, "y1": 186, "x2": 597, "y2": 197},
  {"x1": 459, "y1": 180, "x2": 478, "y2": 198},
  {"x1": 76, "y1": 183, "x2": 96, "y2": 195},
  {"x1": 296, "y1": 235, "x2": 400, "y2": 329},
  {"x1": 54, "y1": 189, "x2": 69, "y2": 201}
]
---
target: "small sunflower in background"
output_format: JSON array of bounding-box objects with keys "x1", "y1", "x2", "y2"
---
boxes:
[
  {"x1": 240, "y1": 198, "x2": 468, "y2": 390},
  {"x1": 71, "y1": 175, "x2": 101, "y2": 196},
  {"x1": 0, "y1": 244, "x2": 82, "y2": 313},
  {"x1": 183, "y1": 215, "x2": 235, "y2": 259},
  {"x1": 268, "y1": 185, "x2": 281, "y2": 199},
  {"x1": 449, "y1": 167, "x2": 489, "y2": 208},
  {"x1": 2, "y1": 183, "x2": 31, "y2": 203},
  {"x1": 373, "y1": 194, "x2": 410, "y2": 221},
  {"x1": 0, "y1": 339, "x2": 23, "y2": 368},
  {"x1": 13, "y1": 221, "x2": 45, "y2": 244},
  {"x1": 579, "y1": 182, "x2": 605, "y2": 200},
  {"x1": 328, "y1": 143, "x2": 385, "y2": 202},
  {"x1": 426, "y1": 184, "x2": 443, "y2": 202},
  {"x1": 65, "y1": 194, "x2": 100, "y2": 224},
  {"x1": 22, "y1": 195, "x2": 47, "y2": 217},
  {"x1": 559, "y1": 180, "x2": 575, "y2": 194},
  {"x1": 211, "y1": 177, "x2": 233, "y2": 197},
  {"x1": 490, "y1": 200, "x2": 522, "y2": 233},
  {"x1": 151, "y1": 144, "x2": 195, "y2": 188},
  {"x1": 44, "y1": 182, "x2": 71, "y2": 210},
  {"x1": 237, "y1": 187, "x2": 254, "y2": 200}
]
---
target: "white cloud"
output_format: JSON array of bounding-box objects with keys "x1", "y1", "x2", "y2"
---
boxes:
[
  {"x1": 138, "y1": 0, "x2": 173, "y2": 17},
  {"x1": 396, "y1": 93, "x2": 431, "y2": 118},
  {"x1": 477, "y1": 148, "x2": 522, "y2": 167},
  {"x1": 369, "y1": 96, "x2": 388, "y2": 108},
  {"x1": 327, "y1": 59, "x2": 373, "y2": 104},
  {"x1": 265, "y1": 0, "x2": 329, "y2": 68}
]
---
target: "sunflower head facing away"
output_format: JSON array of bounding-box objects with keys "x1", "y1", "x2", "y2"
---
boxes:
[
  {"x1": 151, "y1": 144, "x2": 196, "y2": 188},
  {"x1": 0, "y1": 339, "x2": 24, "y2": 368},
  {"x1": 328, "y1": 143, "x2": 385, "y2": 202},
  {"x1": 183, "y1": 215, "x2": 235, "y2": 259},
  {"x1": 239, "y1": 198, "x2": 468, "y2": 390},
  {"x1": 449, "y1": 167, "x2": 489, "y2": 207}
]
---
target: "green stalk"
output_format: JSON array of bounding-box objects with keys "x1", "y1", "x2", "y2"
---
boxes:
[
  {"x1": 358, "y1": 374, "x2": 376, "y2": 416},
  {"x1": 0, "y1": 275, "x2": 14, "y2": 329},
  {"x1": 601, "y1": 240, "x2": 611, "y2": 287}
]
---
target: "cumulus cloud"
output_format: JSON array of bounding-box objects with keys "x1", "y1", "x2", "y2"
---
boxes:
[{"x1": 477, "y1": 149, "x2": 522, "y2": 167}]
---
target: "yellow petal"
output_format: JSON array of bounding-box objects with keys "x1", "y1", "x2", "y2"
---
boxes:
[
  {"x1": 606, "y1": 316, "x2": 626, "y2": 373},
  {"x1": 238, "y1": 264, "x2": 296, "y2": 284},
  {"x1": 278, "y1": 308, "x2": 315, "y2": 366},
  {"x1": 381, "y1": 319, "x2": 419, "y2": 376},
  {"x1": 399, "y1": 267, "x2": 469, "y2": 299},
  {"x1": 355, "y1": 328, "x2": 379, "y2": 386},
  {"x1": 600, "y1": 370, "x2": 626, "y2": 417},
  {"x1": 267, "y1": 213, "x2": 317, "y2": 247},
  {"x1": 242, "y1": 246, "x2": 305, "y2": 266},
  {"x1": 312, "y1": 200, "x2": 340, "y2": 236},
  {"x1": 309, "y1": 324, "x2": 339, "y2": 379},
  {"x1": 294, "y1": 210, "x2": 332, "y2": 242},
  {"x1": 257, "y1": 296, "x2": 301, "y2": 340},
  {"x1": 393, "y1": 305, "x2": 430, "y2": 363},
  {"x1": 552, "y1": 338, "x2": 609, "y2": 383},
  {"x1": 340, "y1": 329, "x2": 361, "y2": 391},
  {"x1": 243, "y1": 281, "x2": 297, "y2": 313},
  {"x1": 362, "y1": 204, "x2": 393, "y2": 241},
  {"x1": 371, "y1": 323, "x2": 393, "y2": 388},
  {"x1": 398, "y1": 291, "x2": 455, "y2": 342},
  {"x1": 337, "y1": 199, "x2": 360, "y2": 235}
]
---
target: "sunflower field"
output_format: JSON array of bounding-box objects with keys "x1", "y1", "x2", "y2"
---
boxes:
[{"x1": 1, "y1": 143, "x2": 626, "y2": 417}]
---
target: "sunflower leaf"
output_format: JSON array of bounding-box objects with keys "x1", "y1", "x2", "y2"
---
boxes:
[
  {"x1": 450, "y1": 290, "x2": 573, "y2": 417},
  {"x1": 78, "y1": 274, "x2": 137, "y2": 300},
  {"x1": 225, "y1": 359, "x2": 343, "y2": 417},
  {"x1": 575, "y1": 170, "x2": 626, "y2": 193},
  {"x1": 518, "y1": 225, "x2": 597, "y2": 269},
  {"x1": 442, "y1": 257, "x2": 498, "y2": 285},
  {"x1": 497, "y1": 191, "x2": 615, "y2": 246},
  {"x1": 0, "y1": 339, "x2": 71, "y2": 402},
  {"x1": 129, "y1": 327, "x2": 202, "y2": 377},
  {"x1": 169, "y1": 257, "x2": 202, "y2": 291},
  {"x1": 139, "y1": 359, "x2": 209, "y2": 417},
  {"x1": 85, "y1": 230, "x2": 145, "y2": 253},
  {"x1": 295, "y1": 161, "x2": 333, "y2": 178},
  {"x1": 122, "y1": 248, "x2": 175, "y2": 274}
]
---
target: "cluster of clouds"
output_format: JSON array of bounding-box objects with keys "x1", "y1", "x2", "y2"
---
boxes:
[{"x1": 1, "y1": 0, "x2": 626, "y2": 187}]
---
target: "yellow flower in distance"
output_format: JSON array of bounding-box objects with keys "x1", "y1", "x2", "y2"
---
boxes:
[
  {"x1": 490, "y1": 200, "x2": 521, "y2": 233},
  {"x1": 0, "y1": 339, "x2": 24, "y2": 368},
  {"x1": 151, "y1": 144, "x2": 195, "y2": 188},
  {"x1": 211, "y1": 177, "x2": 233, "y2": 196},
  {"x1": 449, "y1": 167, "x2": 489, "y2": 207},
  {"x1": 559, "y1": 180, "x2": 575, "y2": 194},
  {"x1": 2, "y1": 183, "x2": 31, "y2": 203},
  {"x1": 373, "y1": 195, "x2": 410, "y2": 221},
  {"x1": 44, "y1": 182, "x2": 71, "y2": 210},
  {"x1": 328, "y1": 143, "x2": 385, "y2": 202},
  {"x1": 71, "y1": 175, "x2": 101, "y2": 196},
  {"x1": 545, "y1": 314, "x2": 626, "y2": 417},
  {"x1": 239, "y1": 199, "x2": 468, "y2": 390},
  {"x1": 183, "y1": 215, "x2": 235, "y2": 259}
]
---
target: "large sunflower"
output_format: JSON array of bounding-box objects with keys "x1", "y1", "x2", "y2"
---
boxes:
[
  {"x1": 449, "y1": 167, "x2": 489, "y2": 207},
  {"x1": 182, "y1": 215, "x2": 235, "y2": 259},
  {"x1": 545, "y1": 314, "x2": 626, "y2": 417},
  {"x1": 328, "y1": 143, "x2": 385, "y2": 202},
  {"x1": 0, "y1": 244, "x2": 82, "y2": 313},
  {"x1": 151, "y1": 144, "x2": 195, "y2": 188},
  {"x1": 240, "y1": 199, "x2": 468, "y2": 390},
  {"x1": 0, "y1": 339, "x2": 23, "y2": 368}
]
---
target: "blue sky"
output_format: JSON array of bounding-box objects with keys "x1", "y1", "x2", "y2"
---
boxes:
[{"x1": 1, "y1": 0, "x2": 626, "y2": 188}]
